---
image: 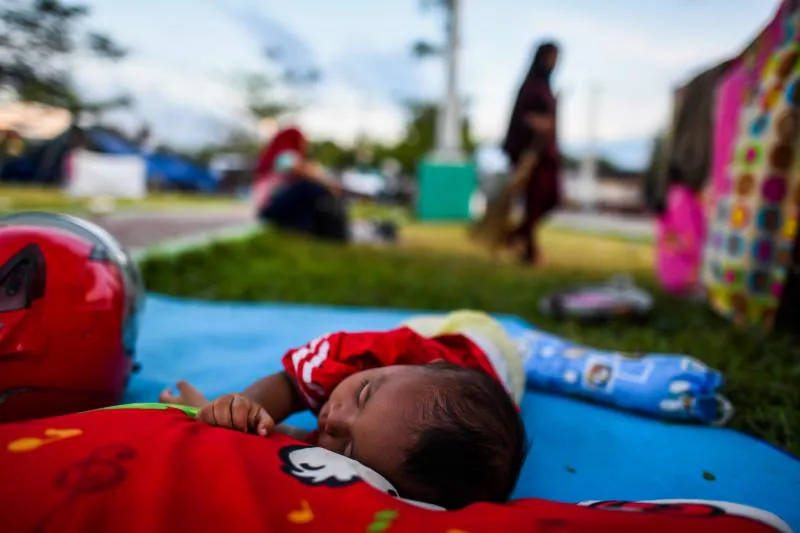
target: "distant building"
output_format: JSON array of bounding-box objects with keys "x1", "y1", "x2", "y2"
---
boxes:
[{"x1": 562, "y1": 169, "x2": 645, "y2": 214}]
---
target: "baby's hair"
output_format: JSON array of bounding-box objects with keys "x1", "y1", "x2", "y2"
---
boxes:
[{"x1": 396, "y1": 362, "x2": 529, "y2": 510}]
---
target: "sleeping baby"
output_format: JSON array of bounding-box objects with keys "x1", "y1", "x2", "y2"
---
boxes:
[{"x1": 160, "y1": 310, "x2": 528, "y2": 510}]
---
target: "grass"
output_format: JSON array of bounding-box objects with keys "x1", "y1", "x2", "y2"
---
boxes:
[
  {"x1": 140, "y1": 228, "x2": 799, "y2": 457},
  {"x1": 0, "y1": 184, "x2": 241, "y2": 214}
]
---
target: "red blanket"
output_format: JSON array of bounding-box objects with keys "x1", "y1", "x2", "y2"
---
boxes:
[{"x1": 0, "y1": 408, "x2": 783, "y2": 533}]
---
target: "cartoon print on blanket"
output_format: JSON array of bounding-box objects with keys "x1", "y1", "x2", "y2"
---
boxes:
[
  {"x1": 0, "y1": 406, "x2": 790, "y2": 533},
  {"x1": 279, "y1": 444, "x2": 443, "y2": 510},
  {"x1": 580, "y1": 500, "x2": 791, "y2": 533}
]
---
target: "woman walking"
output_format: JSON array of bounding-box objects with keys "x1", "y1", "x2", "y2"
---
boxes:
[{"x1": 501, "y1": 41, "x2": 562, "y2": 265}]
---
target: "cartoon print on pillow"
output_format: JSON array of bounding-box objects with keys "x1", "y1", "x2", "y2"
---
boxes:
[
  {"x1": 279, "y1": 445, "x2": 444, "y2": 511},
  {"x1": 520, "y1": 327, "x2": 730, "y2": 424},
  {"x1": 583, "y1": 357, "x2": 615, "y2": 393}
]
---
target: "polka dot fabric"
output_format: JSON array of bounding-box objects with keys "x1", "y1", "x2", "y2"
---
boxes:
[{"x1": 703, "y1": 2, "x2": 800, "y2": 328}]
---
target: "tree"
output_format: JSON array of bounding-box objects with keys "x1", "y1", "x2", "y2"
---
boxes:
[
  {"x1": 239, "y1": 72, "x2": 293, "y2": 123},
  {"x1": 248, "y1": 47, "x2": 321, "y2": 121},
  {"x1": 410, "y1": 0, "x2": 448, "y2": 60},
  {"x1": 411, "y1": 40, "x2": 441, "y2": 60},
  {"x1": 391, "y1": 100, "x2": 476, "y2": 174},
  {"x1": 308, "y1": 140, "x2": 356, "y2": 170},
  {"x1": 0, "y1": 0, "x2": 132, "y2": 119},
  {"x1": 234, "y1": 48, "x2": 322, "y2": 138}
]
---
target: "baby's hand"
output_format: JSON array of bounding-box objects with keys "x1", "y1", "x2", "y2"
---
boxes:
[{"x1": 196, "y1": 394, "x2": 275, "y2": 436}]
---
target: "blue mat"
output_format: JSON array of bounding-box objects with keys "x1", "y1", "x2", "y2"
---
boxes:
[{"x1": 127, "y1": 295, "x2": 800, "y2": 530}]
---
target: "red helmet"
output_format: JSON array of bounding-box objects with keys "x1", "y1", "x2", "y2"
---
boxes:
[{"x1": 0, "y1": 212, "x2": 144, "y2": 422}]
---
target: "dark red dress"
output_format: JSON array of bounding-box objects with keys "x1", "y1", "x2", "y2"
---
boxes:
[{"x1": 502, "y1": 68, "x2": 562, "y2": 263}]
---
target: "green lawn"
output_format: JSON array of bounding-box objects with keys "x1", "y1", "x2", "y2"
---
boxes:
[{"x1": 140, "y1": 227, "x2": 799, "y2": 456}]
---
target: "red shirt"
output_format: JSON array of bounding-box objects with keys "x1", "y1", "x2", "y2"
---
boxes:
[{"x1": 281, "y1": 326, "x2": 500, "y2": 412}]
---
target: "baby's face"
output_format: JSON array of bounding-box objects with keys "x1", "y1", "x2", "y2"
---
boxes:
[{"x1": 316, "y1": 365, "x2": 430, "y2": 490}]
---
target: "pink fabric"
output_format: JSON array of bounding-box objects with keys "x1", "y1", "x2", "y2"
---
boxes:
[
  {"x1": 64, "y1": 151, "x2": 74, "y2": 185},
  {"x1": 657, "y1": 185, "x2": 706, "y2": 295},
  {"x1": 709, "y1": 1, "x2": 787, "y2": 209},
  {"x1": 707, "y1": 1, "x2": 789, "y2": 217},
  {"x1": 710, "y1": 62, "x2": 745, "y2": 207},
  {"x1": 252, "y1": 171, "x2": 292, "y2": 214}
]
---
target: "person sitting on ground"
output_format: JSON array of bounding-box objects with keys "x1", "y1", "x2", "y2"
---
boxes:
[
  {"x1": 160, "y1": 310, "x2": 528, "y2": 510},
  {"x1": 253, "y1": 126, "x2": 348, "y2": 242}
]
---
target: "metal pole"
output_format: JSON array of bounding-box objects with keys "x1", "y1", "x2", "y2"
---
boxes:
[
  {"x1": 579, "y1": 83, "x2": 601, "y2": 210},
  {"x1": 435, "y1": 0, "x2": 463, "y2": 162}
]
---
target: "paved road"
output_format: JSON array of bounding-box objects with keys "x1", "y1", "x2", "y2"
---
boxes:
[{"x1": 87, "y1": 208, "x2": 255, "y2": 252}]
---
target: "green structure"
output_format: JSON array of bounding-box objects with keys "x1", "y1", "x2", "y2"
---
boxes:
[
  {"x1": 414, "y1": 0, "x2": 476, "y2": 222},
  {"x1": 416, "y1": 157, "x2": 477, "y2": 221}
]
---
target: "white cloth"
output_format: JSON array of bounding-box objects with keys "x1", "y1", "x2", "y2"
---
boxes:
[{"x1": 67, "y1": 149, "x2": 147, "y2": 199}]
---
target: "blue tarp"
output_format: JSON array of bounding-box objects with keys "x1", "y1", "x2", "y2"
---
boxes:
[
  {"x1": 146, "y1": 152, "x2": 217, "y2": 192},
  {"x1": 127, "y1": 294, "x2": 800, "y2": 531}
]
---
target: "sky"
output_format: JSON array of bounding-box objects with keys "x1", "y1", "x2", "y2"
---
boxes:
[{"x1": 76, "y1": 0, "x2": 782, "y2": 169}]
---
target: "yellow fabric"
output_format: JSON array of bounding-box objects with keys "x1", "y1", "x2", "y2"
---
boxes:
[{"x1": 403, "y1": 310, "x2": 525, "y2": 404}]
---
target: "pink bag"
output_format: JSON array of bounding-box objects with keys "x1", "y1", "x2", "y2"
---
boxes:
[{"x1": 656, "y1": 185, "x2": 706, "y2": 295}]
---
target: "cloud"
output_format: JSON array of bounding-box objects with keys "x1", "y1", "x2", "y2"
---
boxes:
[
  {"x1": 462, "y1": 0, "x2": 764, "y2": 154},
  {"x1": 210, "y1": 0, "x2": 319, "y2": 74},
  {"x1": 327, "y1": 47, "x2": 436, "y2": 104},
  {"x1": 295, "y1": 78, "x2": 406, "y2": 145},
  {"x1": 74, "y1": 56, "x2": 245, "y2": 147},
  {"x1": 106, "y1": 90, "x2": 231, "y2": 148},
  {"x1": 535, "y1": 10, "x2": 731, "y2": 72},
  {"x1": 72, "y1": 1, "x2": 323, "y2": 149},
  {"x1": 71, "y1": 0, "x2": 780, "y2": 167}
]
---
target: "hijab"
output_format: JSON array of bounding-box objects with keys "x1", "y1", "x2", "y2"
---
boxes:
[
  {"x1": 255, "y1": 127, "x2": 307, "y2": 178},
  {"x1": 521, "y1": 41, "x2": 558, "y2": 88}
]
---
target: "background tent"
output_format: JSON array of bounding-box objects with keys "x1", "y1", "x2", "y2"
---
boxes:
[{"x1": 0, "y1": 126, "x2": 218, "y2": 193}]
